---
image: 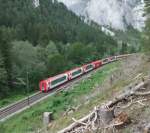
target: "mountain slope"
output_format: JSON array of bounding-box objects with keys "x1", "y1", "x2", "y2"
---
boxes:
[
  {"x1": 0, "y1": 0, "x2": 119, "y2": 99},
  {"x1": 0, "y1": 0, "x2": 116, "y2": 47},
  {"x1": 58, "y1": 0, "x2": 146, "y2": 31}
]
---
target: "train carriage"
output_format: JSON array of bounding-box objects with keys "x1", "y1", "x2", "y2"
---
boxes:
[
  {"x1": 39, "y1": 55, "x2": 126, "y2": 92},
  {"x1": 40, "y1": 73, "x2": 69, "y2": 92},
  {"x1": 68, "y1": 67, "x2": 84, "y2": 80},
  {"x1": 48, "y1": 74, "x2": 68, "y2": 90},
  {"x1": 83, "y1": 63, "x2": 95, "y2": 73},
  {"x1": 92, "y1": 60, "x2": 102, "y2": 68},
  {"x1": 101, "y1": 58, "x2": 110, "y2": 65}
]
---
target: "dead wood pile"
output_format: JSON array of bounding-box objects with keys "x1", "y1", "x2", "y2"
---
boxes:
[{"x1": 58, "y1": 77, "x2": 150, "y2": 133}]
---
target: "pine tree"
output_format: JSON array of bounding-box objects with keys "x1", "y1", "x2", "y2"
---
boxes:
[
  {"x1": 143, "y1": 20, "x2": 150, "y2": 55},
  {"x1": 143, "y1": 2, "x2": 150, "y2": 56},
  {"x1": 0, "y1": 26, "x2": 13, "y2": 90},
  {"x1": 120, "y1": 42, "x2": 128, "y2": 54},
  {"x1": 0, "y1": 51, "x2": 8, "y2": 98}
]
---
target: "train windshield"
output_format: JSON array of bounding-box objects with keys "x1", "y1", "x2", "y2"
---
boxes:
[{"x1": 51, "y1": 75, "x2": 67, "y2": 86}]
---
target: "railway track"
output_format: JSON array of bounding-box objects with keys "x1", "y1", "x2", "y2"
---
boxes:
[
  {"x1": 0, "y1": 92, "x2": 46, "y2": 121},
  {"x1": 0, "y1": 55, "x2": 131, "y2": 122},
  {"x1": 0, "y1": 67, "x2": 101, "y2": 122}
]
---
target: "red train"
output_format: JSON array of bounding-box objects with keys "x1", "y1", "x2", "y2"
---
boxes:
[{"x1": 39, "y1": 56, "x2": 119, "y2": 92}]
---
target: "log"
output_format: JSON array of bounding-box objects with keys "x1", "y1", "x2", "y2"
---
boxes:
[
  {"x1": 58, "y1": 110, "x2": 95, "y2": 133},
  {"x1": 134, "y1": 91, "x2": 150, "y2": 96},
  {"x1": 58, "y1": 106, "x2": 115, "y2": 133},
  {"x1": 108, "y1": 80, "x2": 150, "y2": 108},
  {"x1": 72, "y1": 118, "x2": 87, "y2": 126},
  {"x1": 117, "y1": 98, "x2": 147, "y2": 109},
  {"x1": 58, "y1": 79, "x2": 150, "y2": 133}
]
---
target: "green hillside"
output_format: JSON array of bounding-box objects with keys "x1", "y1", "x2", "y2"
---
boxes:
[
  {"x1": 143, "y1": 0, "x2": 150, "y2": 54},
  {"x1": 0, "y1": 0, "x2": 118, "y2": 99}
]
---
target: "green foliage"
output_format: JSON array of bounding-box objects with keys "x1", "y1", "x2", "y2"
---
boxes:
[
  {"x1": 142, "y1": 1, "x2": 150, "y2": 55},
  {"x1": 0, "y1": 123, "x2": 5, "y2": 133},
  {"x1": 12, "y1": 41, "x2": 46, "y2": 90},
  {"x1": 120, "y1": 42, "x2": 128, "y2": 54},
  {"x1": 0, "y1": 0, "x2": 119, "y2": 98},
  {"x1": 0, "y1": 0, "x2": 116, "y2": 47},
  {"x1": 143, "y1": 19, "x2": 150, "y2": 55},
  {"x1": 0, "y1": 26, "x2": 14, "y2": 97},
  {"x1": 68, "y1": 42, "x2": 89, "y2": 64},
  {"x1": 47, "y1": 54, "x2": 67, "y2": 76},
  {"x1": 115, "y1": 27, "x2": 142, "y2": 53},
  {"x1": 46, "y1": 41, "x2": 59, "y2": 56},
  {"x1": 67, "y1": 42, "x2": 98, "y2": 64},
  {"x1": 0, "y1": 51, "x2": 8, "y2": 98}
]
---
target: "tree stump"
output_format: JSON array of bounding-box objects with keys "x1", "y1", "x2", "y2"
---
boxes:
[
  {"x1": 43, "y1": 112, "x2": 53, "y2": 126},
  {"x1": 98, "y1": 105, "x2": 115, "y2": 126},
  {"x1": 144, "y1": 123, "x2": 150, "y2": 133}
]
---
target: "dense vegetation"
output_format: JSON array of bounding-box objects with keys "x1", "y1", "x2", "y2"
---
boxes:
[
  {"x1": 0, "y1": 0, "x2": 125, "y2": 99},
  {"x1": 143, "y1": 1, "x2": 150, "y2": 55},
  {"x1": 114, "y1": 27, "x2": 142, "y2": 53}
]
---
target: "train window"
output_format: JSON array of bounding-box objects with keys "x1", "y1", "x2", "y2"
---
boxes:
[
  {"x1": 111, "y1": 57, "x2": 115, "y2": 60},
  {"x1": 51, "y1": 76, "x2": 67, "y2": 86},
  {"x1": 72, "y1": 69, "x2": 82, "y2": 77},
  {"x1": 103, "y1": 59, "x2": 108, "y2": 62},
  {"x1": 86, "y1": 64, "x2": 93, "y2": 70}
]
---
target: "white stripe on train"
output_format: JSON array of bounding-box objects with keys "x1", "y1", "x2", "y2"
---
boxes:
[{"x1": 39, "y1": 54, "x2": 131, "y2": 92}]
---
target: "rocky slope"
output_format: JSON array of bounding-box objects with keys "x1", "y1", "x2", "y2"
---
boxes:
[{"x1": 58, "y1": 0, "x2": 146, "y2": 31}]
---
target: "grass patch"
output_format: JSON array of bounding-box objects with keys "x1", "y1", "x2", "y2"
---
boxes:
[
  {"x1": 1, "y1": 62, "x2": 120, "y2": 133},
  {"x1": 50, "y1": 88, "x2": 114, "y2": 132}
]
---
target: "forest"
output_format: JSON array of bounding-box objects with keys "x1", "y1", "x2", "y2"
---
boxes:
[
  {"x1": 0, "y1": 0, "x2": 131, "y2": 99},
  {"x1": 143, "y1": 1, "x2": 150, "y2": 55}
]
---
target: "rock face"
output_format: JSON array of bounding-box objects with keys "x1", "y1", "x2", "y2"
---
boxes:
[
  {"x1": 33, "y1": 0, "x2": 40, "y2": 7},
  {"x1": 58, "y1": 0, "x2": 146, "y2": 31}
]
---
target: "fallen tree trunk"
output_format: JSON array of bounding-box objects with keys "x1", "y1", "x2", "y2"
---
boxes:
[
  {"x1": 58, "y1": 110, "x2": 95, "y2": 133},
  {"x1": 134, "y1": 91, "x2": 150, "y2": 96},
  {"x1": 108, "y1": 79, "x2": 150, "y2": 108},
  {"x1": 58, "y1": 79, "x2": 150, "y2": 133}
]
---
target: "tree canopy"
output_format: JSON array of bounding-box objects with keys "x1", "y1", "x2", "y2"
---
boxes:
[
  {"x1": 142, "y1": 1, "x2": 150, "y2": 55},
  {"x1": 0, "y1": 0, "x2": 119, "y2": 98}
]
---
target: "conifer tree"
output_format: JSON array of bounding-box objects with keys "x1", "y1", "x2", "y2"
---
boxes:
[
  {"x1": 143, "y1": 1, "x2": 150, "y2": 55},
  {"x1": 0, "y1": 51, "x2": 8, "y2": 98},
  {"x1": 0, "y1": 27, "x2": 13, "y2": 90}
]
